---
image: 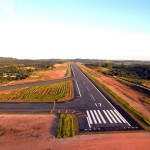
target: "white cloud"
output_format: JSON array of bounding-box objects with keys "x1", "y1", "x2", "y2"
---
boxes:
[{"x1": 0, "y1": 19, "x2": 150, "y2": 60}]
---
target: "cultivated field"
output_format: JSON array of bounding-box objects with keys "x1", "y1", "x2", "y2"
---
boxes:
[{"x1": 0, "y1": 81, "x2": 74, "y2": 102}]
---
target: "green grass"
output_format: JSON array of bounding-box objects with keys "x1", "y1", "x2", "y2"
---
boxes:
[
  {"x1": 57, "y1": 114, "x2": 78, "y2": 138},
  {"x1": 78, "y1": 64, "x2": 150, "y2": 128},
  {"x1": 0, "y1": 81, "x2": 74, "y2": 102},
  {"x1": 65, "y1": 64, "x2": 72, "y2": 78}
]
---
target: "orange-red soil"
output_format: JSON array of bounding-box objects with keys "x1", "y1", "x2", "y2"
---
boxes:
[
  {"x1": 0, "y1": 115, "x2": 149, "y2": 150},
  {"x1": 8, "y1": 63, "x2": 68, "y2": 85}
]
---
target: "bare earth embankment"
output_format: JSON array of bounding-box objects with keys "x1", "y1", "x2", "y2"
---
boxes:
[
  {"x1": 7, "y1": 63, "x2": 68, "y2": 85},
  {"x1": 0, "y1": 115, "x2": 149, "y2": 150},
  {"x1": 81, "y1": 65, "x2": 150, "y2": 118}
]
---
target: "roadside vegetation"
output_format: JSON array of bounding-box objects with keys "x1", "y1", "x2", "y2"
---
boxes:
[
  {"x1": 78, "y1": 64, "x2": 150, "y2": 129},
  {"x1": 57, "y1": 114, "x2": 78, "y2": 138},
  {"x1": 85, "y1": 62, "x2": 150, "y2": 88},
  {"x1": 0, "y1": 81, "x2": 74, "y2": 102},
  {"x1": 65, "y1": 63, "x2": 72, "y2": 78}
]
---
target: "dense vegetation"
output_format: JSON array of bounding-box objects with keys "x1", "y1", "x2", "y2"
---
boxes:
[
  {"x1": 57, "y1": 114, "x2": 78, "y2": 138},
  {"x1": 85, "y1": 63, "x2": 150, "y2": 79},
  {"x1": 0, "y1": 81, "x2": 73, "y2": 102},
  {"x1": 85, "y1": 63, "x2": 150, "y2": 87},
  {"x1": 0, "y1": 57, "x2": 59, "y2": 84}
]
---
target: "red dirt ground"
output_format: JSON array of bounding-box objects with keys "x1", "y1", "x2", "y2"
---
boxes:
[
  {"x1": 0, "y1": 115, "x2": 149, "y2": 150},
  {"x1": 82, "y1": 65, "x2": 150, "y2": 118},
  {"x1": 7, "y1": 63, "x2": 68, "y2": 85}
]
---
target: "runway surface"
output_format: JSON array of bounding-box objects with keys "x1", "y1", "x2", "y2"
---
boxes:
[{"x1": 0, "y1": 64, "x2": 142, "y2": 132}]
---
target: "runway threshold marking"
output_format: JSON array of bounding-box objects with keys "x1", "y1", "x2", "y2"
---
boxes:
[
  {"x1": 75, "y1": 80, "x2": 81, "y2": 97},
  {"x1": 90, "y1": 110, "x2": 97, "y2": 124},
  {"x1": 86, "y1": 110, "x2": 93, "y2": 124},
  {"x1": 97, "y1": 110, "x2": 106, "y2": 123},
  {"x1": 86, "y1": 117, "x2": 91, "y2": 128},
  {"x1": 106, "y1": 110, "x2": 117, "y2": 123},
  {"x1": 103, "y1": 110, "x2": 113, "y2": 123},
  {"x1": 114, "y1": 110, "x2": 131, "y2": 126},
  {"x1": 110, "y1": 110, "x2": 122, "y2": 123},
  {"x1": 93, "y1": 110, "x2": 102, "y2": 124}
]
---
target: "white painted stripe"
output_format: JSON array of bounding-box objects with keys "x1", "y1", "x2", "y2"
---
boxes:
[
  {"x1": 97, "y1": 110, "x2": 106, "y2": 123},
  {"x1": 95, "y1": 103, "x2": 98, "y2": 107},
  {"x1": 75, "y1": 80, "x2": 81, "y2": 97},
  {"x1": 86, "y1": 86, "x2": 89, "y2": 91},
  {"x1": 114, "y1": 110, "x2": 126, "y2": 123},
  {"x1": 91, "y1": 95, "x2": 95, "y2": 101},
  {"x1": 86, "y1": 110, "x2": 93, "y2": 124},
  {"x1": 71, "y1": 65, "x2": 75, "y2": 76},
  {"x1": 93, "y1": 110, "x2": 102, "y2": 124},
  {"x1": 110, "y1": 110, "x2": 122, "y2": 123},
  {"x1": 90, "y1": 110, "x2": 97, "y2": 124},
  {"x1": 103, "y1": 110, "x2": 113, "y2": 123},
  {"x1": 98, "y1": 103, "x2": 101, "y2": 107},
  {"x1": 114, "y1": 110, "x2": 131, "y2": 126},
  {"x1": 86, "y1": 117, "x2": 91, "y2": 128},
  {"x1": 77, "y1": 65, "x2": 116, "y2": 109},
  {"x1": 106, "y1": 110, "x2": 117, "y2": 123}
]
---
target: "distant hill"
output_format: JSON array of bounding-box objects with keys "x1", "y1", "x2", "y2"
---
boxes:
[{"x1": 0, "y1": 57, "x2": 149, "y2": 65}]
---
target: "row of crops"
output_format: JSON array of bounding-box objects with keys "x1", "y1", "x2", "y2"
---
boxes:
[
  {"x1": 57, "y1": 114, "x2": 76, "y2": 138},
  {"x1": 0, "y1": 81, "x2": 73, "y2": 102}
]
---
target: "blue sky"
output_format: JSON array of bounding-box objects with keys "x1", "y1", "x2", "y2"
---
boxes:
[{"x1": 0, "y1": 0, "x2": 150, "y2": 60}]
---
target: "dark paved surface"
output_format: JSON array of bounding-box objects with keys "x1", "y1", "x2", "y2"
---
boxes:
[
  {"x1": 0, "y1": 78, "x2": 73, "y2": 91},
  {"x1": 0, "y1": 64, "x2": 142, "y2": 132}
]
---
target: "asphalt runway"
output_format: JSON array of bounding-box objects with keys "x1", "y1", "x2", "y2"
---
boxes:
[{"x1": 0, "y1": 64, "x2": 142, "y2": 132}]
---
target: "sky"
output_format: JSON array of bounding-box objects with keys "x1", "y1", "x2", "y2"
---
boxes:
[{"x1": 0, "y1": 0, "x2": 150, "y2": 60}]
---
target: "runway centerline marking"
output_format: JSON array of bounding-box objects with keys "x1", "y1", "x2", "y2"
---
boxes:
[
  {"x1": 75, "y1": 80, "x2": 81, "y2": 97},
  {"x1": 86, "y1": 86, "x2": 89, "y2": 91},
  {"x1": 71, "y1": 65, "x2": 75, "y2": 76},
  {"x1": 91, "y1": 95, "x2": 95, "y2": 101},
  {"x1": 77, "y1": 66, "x2": 116, "y2": 110}
]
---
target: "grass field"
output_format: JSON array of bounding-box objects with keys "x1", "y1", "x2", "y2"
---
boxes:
[
  {"x1": 57, "y1": 114, "x2": 78, "y2": 138},
  {"x1": 0, "y1": 81, "x2": 74, "y2": 102}
]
